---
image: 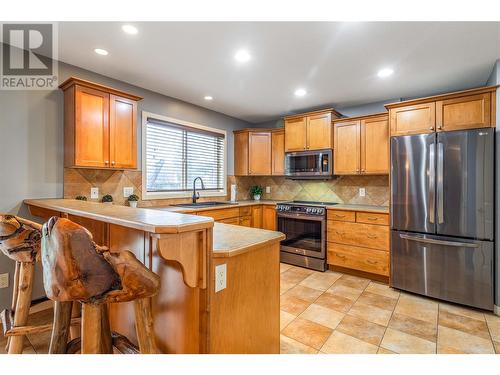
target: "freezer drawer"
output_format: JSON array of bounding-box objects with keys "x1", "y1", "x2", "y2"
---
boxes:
[{"x1": 391, "y1": 230, "x2": 494, "y2": 310}]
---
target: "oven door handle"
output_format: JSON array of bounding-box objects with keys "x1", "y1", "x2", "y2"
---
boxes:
[{"x1": 276, "y1": 213, "x2": 326, "y2": 221}]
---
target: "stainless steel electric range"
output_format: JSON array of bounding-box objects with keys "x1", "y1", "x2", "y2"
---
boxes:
[{"x1": 277, "y1": 200, "x2": 338, "y2": 272}]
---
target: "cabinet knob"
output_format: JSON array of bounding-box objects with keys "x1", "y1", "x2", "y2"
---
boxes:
[
  {"x1": 111, "y1": 161, "x2": 115, "y2": 165},
  {"x1": 105, "y1": 160, "x2": 109, "y2": 164},
  {"x1": 437, "y1": 126, "x2": 442, "y2": 130},
  {"x1": 429, "y1": 127, "x2": 434, "y2": 130}
]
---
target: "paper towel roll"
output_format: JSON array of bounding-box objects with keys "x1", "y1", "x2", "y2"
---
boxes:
[{"x1": 230, "y1": 184, "x2": 237, "y2": 202}]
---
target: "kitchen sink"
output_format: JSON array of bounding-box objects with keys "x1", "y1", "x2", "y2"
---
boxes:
[{"x1": 171, "y1": 201, "x2": 236, "y2": 208}]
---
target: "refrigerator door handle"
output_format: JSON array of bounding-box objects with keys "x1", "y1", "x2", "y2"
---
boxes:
[
  {"x1": 437, "y1": 142, "x2": 444, "y2": 224},
  {"x1": 399, "y1": 233, "x2": 479, "y2": 248},
  {"x1": 428, "y1": 143, "x2": 436, "y2": 224}
]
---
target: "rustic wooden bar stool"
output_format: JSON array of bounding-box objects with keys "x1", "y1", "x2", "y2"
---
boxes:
[{"x1": 41, "y1": 216, "x2": 160, "y2": 354}]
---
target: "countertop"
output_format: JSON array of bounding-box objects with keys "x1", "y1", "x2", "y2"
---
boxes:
[
  {"x1": 327, "y1": 204, "x2": 389, "y2": 214},
  {"x1": 212, "y1": 223, "x2": 285, "y2": 258},
  {"x1": 24, "y1": 199, "x2": 213, "y2": 234},
  {"x1": 153, "y1": 200, "x2": 282, "y2": 214}
]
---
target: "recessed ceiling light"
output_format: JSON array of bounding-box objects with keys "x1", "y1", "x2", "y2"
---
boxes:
[
  {"x1": 234, "y1": 49, "x2": 251, "y2": 63},
  {"x1": 94, "y1": 48, "x2": 108, "y2": 56},
  {"x1": 377, "y1": 68, "x2": 394, "y2": 78},
  {"x1": 294, "y1": 88, "x2": 307, "y2": 97},
  {"x1": 122, "y1": 25, "x2": 138, "y2": 35},
  {"x1": 204, "y1": 96, "x2": 213, "y2": 101}
]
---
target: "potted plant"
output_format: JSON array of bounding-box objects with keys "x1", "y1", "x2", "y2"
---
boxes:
[
  {"x1": 127, "y1": 194, "x2": 139, "y2": 208},
  {"x1": 75, "y1": 195, "x2": 87, "y2": 201},
  {"x1": 250, "y1": 185, "x2": 263, "y2": 201},
  {"x1": 101, "y1": 194, "x2": 113, "y2": 204}
]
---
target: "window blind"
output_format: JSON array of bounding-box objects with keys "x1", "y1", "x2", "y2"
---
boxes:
[{"x1": 145, "y1": 118, "x2": 225, "y2": 193}]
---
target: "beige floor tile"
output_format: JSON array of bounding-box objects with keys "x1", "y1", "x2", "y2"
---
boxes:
[
  {"x1": 289, "y1": 265, "x2": 315, "y2": 276},
  {"x1": 365, "y1": 282, "x2": 400, "y2": 299},
  {"x1": 299, "y1": 271, "x2": 342, "y2": 291},
  {"x1": 381, "y1": 328, "x2": 436, "y2": 354},
  {"x1": 377, "y1": 347, "x2": 397, "y2": 354},
  {"x1": 439, "y1": 302, "x2": 486, "y2": 322},
  {"x1": 321, "y1": 331, "x2": 378, "y2": 354},
  {"x1": 394, "y1": 293, "x2": 438, "y2": 324},
  {"x1": 485, "y1": 314, "x2": 500, "y2": 342},
  {"x1": 348, "y1": 301, "x2": 393, "y2": 326},
  {"x1": 336, "y1": 314, "x2": 386, "y2": 346},
  {"x1": 280, "y1": 279, "x2": 297, "y2": 295},
  {"x1": 280, "y1": 294, "x2": 311, "y2": 316},
  {"x1": 356, "y1": 291, "x2": 398, "y2": 312},
  {"x1": 438, "y1": 310, "x2": 490, "y2": 340},
  {"x1": 437, "y1": 326, "x2": 495, "y2": 354},
  {"x1": 280, "y1": 263, "x2": 293, "y2": 273},
  {"x1": 280, "y1": 310, "x2": 297, "y2": 331},
  {"x1": 300, "y1": 303, "x2": 345, "y2": 330},
  {"x1": 388, "y1": 312, "x2": 437, "y2": 343},
  {"x1": 282, "y1": 317, "x2": 333, "y2": 350},
  {"x1": 281, "y1": 268, "x2": 311, "y2": 285},
  {"x1": 280, "y1": 334, "x2": 317, "y2": 354},
  {"x1": 326, "y1": 283, "x2": 363, "y2": 300},
  {"x1": 284, "y1": 285, "x2": 324, "y2": 303},
  {"x1": 315, "y1": 293, "x2": 355, "y2": 313},
  {"x1": 494, "y1": 341, "x2": 500, "y2": 354},
  {"x1": 332, "y1": 274, "x2": 370, "y2": 290}
]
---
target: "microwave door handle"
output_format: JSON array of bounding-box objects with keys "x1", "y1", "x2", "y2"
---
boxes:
[{"x1": 428, "y1": 143, "x2": 435, "y2": 224}]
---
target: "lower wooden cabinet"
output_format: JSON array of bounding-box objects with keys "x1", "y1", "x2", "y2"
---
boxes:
[
  {"x1": 262, "y1": 205, "x2": 277, "y2": 231},
  {"x1": 197, "y1": 204, "x2": 274, "y2": 230},
  {"x1": 251, "y1": 205, "x2": 263, "y2": 229},
  {"x1": 327, "y1": 209, "x2": 389, "y2": 277}
]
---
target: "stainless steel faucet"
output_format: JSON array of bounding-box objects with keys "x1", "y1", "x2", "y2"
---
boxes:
[{"x1": 192, "y1": 177, "x2": 205, "y2": 204}]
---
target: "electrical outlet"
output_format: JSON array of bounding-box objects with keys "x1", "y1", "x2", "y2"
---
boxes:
[
  {"x1": 215, "y1": 264, "x2": 227, "y2": 293},
  {"x1": 266, "y1": 186, "x2": 271, "y2": 194},
  {"x1": 359, "y1": 188, "x2": 366, "y2": 197},
  {"x1": 90, "y1": 187, "x2": 99, "y2": 199},
  {"x1": 123, "y1": 187, "x2": 134, "y2": 198},
  {"x1": 0, "y1": 273, "x2": 8, "y2": 289}
]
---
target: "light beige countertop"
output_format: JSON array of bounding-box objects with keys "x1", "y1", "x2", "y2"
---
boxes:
[
  {"x1": 212, "y1": 223, "x2": 285, "y2": 258},
  {"x1": 24, "y1": 198, "x2": 213, "y2": 234},
  {"x1": 152, "y1": 199, "x2": 282, "y2": 214},
  {"x1": 327, "y1": 204, "x2": 389, "y2": 214}
]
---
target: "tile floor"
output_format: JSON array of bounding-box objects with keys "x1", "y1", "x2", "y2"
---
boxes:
[{"x1": 279, "y1": 263, "x2": 500, "y2": 354}]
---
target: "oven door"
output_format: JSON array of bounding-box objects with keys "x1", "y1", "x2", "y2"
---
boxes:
[
  {"x1": 284, "y1": 149, "x2": 332, "y2": 178},
  {"x1": 277, "y1": 213, "x2": 326, "y2": 259}
]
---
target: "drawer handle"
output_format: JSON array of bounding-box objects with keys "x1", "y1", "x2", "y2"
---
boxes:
[
  {"x1": 366, "y1": 259, "x2": 377, "y2": 265},
  {"x1": 334, "y1": 214, "x2": 346, "y2": 218},
  {"x1": 336, "y1": 254, "x2": 346, "y2": 260},
  {"x1": 367, "y1": 217, "x2": 378, "y2": 221},
  {"x1": 335, "y1": 231, "x2": 345, "y2": 236},
  {"x1": 366, "y1": 234, "x2": 378, "y2": 239}
]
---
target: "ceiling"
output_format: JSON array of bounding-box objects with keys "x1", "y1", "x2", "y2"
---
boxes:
[{"x1": 57, "y1": 22, "x2": 500, "y2": 123}]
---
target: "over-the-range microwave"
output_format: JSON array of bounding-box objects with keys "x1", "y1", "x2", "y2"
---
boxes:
[{"x1": 284, "y1": 149, "x2": 333, "y2": 179}]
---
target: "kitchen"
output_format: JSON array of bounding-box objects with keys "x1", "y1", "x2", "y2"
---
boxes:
[{"x1": 1, "y1": 15, "x2": 500, "y2": 366}]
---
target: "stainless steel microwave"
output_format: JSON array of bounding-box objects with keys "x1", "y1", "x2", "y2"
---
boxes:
[{"x1": 284, "y1": 149, "x2": 333, "y2": 179}]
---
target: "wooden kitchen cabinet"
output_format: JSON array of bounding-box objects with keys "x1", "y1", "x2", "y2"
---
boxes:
[
  {"x1": 249, "y1": 132, "x2": 272, "y2": 175},
  {"x1": 284, "y1": 108, "x2": 341, "y2": 152},
  {"x1": 251, "y1": 205, "x2": 263, "y2": 229},
  {"x1": 60, "y1": 77, "x2": 142, "y2": 169},
  {"x1": 333, "y1": 113, "x2": 389, "y2": 175},
  {"x1": 234, "y1": 129, "x2": 279, "y2": 176},
  {"x1": 271, "y1": 130, "x2": 285, "y2": 175},
  {"x1": 386, "y1": 86, "x2": 497, "y2": 136},
  {"x1": 262, "y1": 205, "x2": 277, "y2": 231}
]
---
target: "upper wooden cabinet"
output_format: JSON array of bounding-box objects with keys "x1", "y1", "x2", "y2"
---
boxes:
[
  {"x1": 234, "y1": 128, "x2": 285, "y2": 176},
  {"x1": 386, "y1": 86, "x2": 497, "y2": 137},
  {"x1": 284, "y1": 109, "x2": 341, "y2": 152},
  {"x1": 60, "y1": 77, "x2": 142, "y2": 169},
  {"x1": 333, "y1": 114, "x2": 389, "y2": 175}
]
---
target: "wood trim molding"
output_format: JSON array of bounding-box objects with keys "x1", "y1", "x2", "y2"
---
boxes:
[
  {"x1": 332, "y1": 112, "x2": 388, "y2": 123},
  {"x1": 284, "y1": 107, "x2": 342, "y2": 120},
  {"x1": 59, "y1": 77, "x2": 143, "y2": 101}
]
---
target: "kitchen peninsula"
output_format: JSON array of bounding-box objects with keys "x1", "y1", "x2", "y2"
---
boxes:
[{"x1": 23, "y1": 198, "x2": 284, "y2": 354}]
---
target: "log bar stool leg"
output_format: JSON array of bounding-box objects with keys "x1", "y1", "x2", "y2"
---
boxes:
[
  {"x1": 100, "y1": 304, "x2": 113, "y2": 354},
  {"x1": 8, "y1": 262, "x2": 35, "y2": 354},
  {"x1": 49, "y1": 301, "x2": 73, "y2": 354},
  {"x1": 133, "y1": 297, "x2": 159, "y2": 354},
  {"x1": 81, "y1": 304, "x2": 102, "y2": 354},
  {"x1": 69, "y1": 301, "x2": 81, "y2": 340}
]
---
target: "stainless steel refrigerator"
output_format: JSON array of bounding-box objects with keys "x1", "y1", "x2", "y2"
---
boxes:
[{"x1": 391, "y1": 128, "x2": 495, "y2": 311}]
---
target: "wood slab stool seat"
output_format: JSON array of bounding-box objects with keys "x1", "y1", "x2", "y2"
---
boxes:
[{"x1": 41, "y1": 216, "x2": 161, "y2": 354}]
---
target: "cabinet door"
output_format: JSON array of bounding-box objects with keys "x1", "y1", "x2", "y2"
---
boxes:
[
  {"x1": 284, "y1": 117, "x2": 307, "y2": 151},
  {"x1": 389, "y1": 102, "x2": 435, "y2": 136},
  {"x1": 239, "y1": 215, "x2": 252, "y2": 227},
  {"x1": 248, "y1": 132, "x2": 272, "y2": 175},
  {"x1": 334, "y1": 120, "x2": 360, "y2": 175},
  {"x1": 234, "y1": 132, "x2": 249, "y2": 176},
  {"x1": 436, "y1": 93, "x2": 491, "y2": 132},
  {"x1": 110, "y1": 95, "x2": 137, "y2": 169},
  {"x1": 262, "y1": 206, "x2": 277, "y2": 231},
  {"x1": 75, "y1": 86, "x2": 110, "y2": 167},
  {"x1": 251, "y1": 205, "x2": 263, "y2": 228},
  {"x1": 360, "y1": 116, "x2": 389, "y2": 174},
  {"x1": 271, "y1": 130, "x2": 285, "y2": 175},
  {"x1": 307, "y1": 112, "x2": 332, "y2": 150}
]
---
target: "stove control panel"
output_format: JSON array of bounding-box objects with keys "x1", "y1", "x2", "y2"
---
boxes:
[{"x1": 276, "y1": 204, "x2": 325, "y2": 216}]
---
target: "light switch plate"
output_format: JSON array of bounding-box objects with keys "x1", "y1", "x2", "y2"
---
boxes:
[
  {"x1": 0, "y1": 273, "x2": 8, "y2": 289},
  {"x1": 359, "y1": 188, "x2": 366, "y2": 197},
  {"x1": 215, "y1": 264, "x2": 227, "y2": 293},
  {"x1": 123, "y1": 187, "x2": 134, "y2": 198},
  {"x1": 90, "y1": 187, "x2": 99, "y2": 199},
  {"x1": 266, "y1": 186, "x2": 271, "y2": 194}
]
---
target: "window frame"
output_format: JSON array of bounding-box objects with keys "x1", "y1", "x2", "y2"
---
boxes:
[{"x1": 141, "y1": 111, "x2": 227, "y2": 200}]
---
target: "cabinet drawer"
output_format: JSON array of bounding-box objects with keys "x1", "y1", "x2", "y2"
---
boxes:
[
  {"x1": 239, "y1": 215, "x2": 252, "y2": 227},
  {"x1": 218, "y1": 217, "x2": 240, "y2": 225},
  {"x1": 327, "y1": 221, "x2": 389, "y2": 251},
  {"x1": 328, "y1": 210, "x2": 355, "y2": 222},
  {"x1": 239, "y1": 206, "x2": 252, "y2": 216},
  {"x1": 328, "y1": 243, "x2": 389, "y2": 276},
  {"x1": 356, "y1": 212, "x2": 389, "y2": 226},
  {"x1": 198, "y1": 207, "x2": 240, "y2": 221}
]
